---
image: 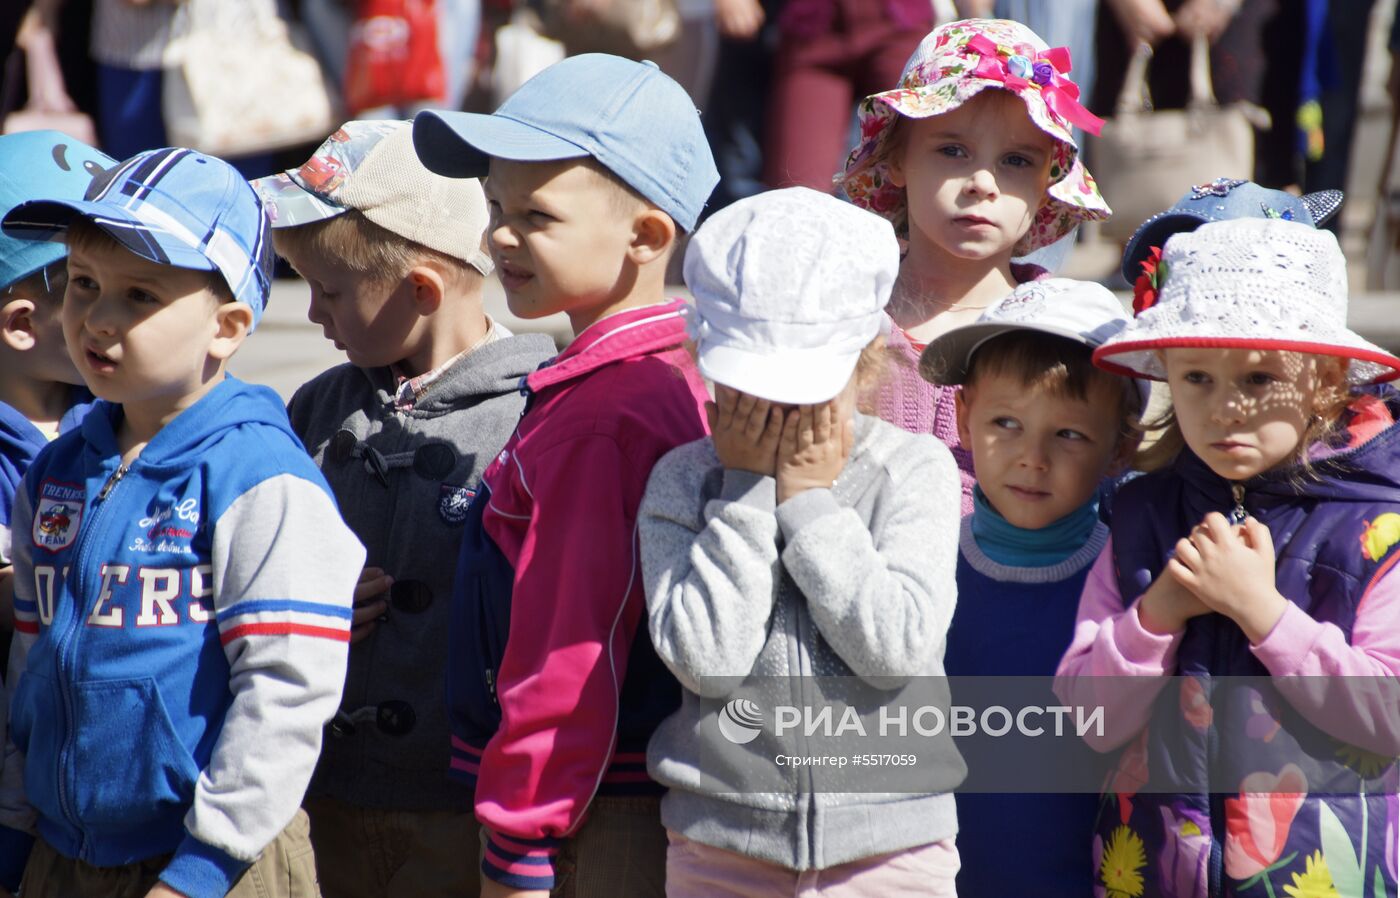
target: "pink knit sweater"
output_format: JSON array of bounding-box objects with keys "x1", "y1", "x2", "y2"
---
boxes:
[{"x1": 874, "y1": 264, "x2": 1048, "y2": 516}]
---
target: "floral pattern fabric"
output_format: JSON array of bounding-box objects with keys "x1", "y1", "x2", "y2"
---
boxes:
[{"x1": 838, "y1": 18, "x2": 1112, "y2": 256}]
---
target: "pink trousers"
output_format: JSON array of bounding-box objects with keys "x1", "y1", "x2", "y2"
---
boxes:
[{"x1": 664, "y1": 830, "x2": 960, "y2": 897}]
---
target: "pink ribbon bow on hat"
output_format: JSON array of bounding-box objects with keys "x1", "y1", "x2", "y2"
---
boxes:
[{"x1": 966, "y1": 34, "x2": 1105, "y2": 136}]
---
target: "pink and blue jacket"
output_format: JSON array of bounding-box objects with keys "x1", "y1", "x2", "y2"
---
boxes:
[{"x1": 446, "y1": 299, "x2": 709, "y2": 890}]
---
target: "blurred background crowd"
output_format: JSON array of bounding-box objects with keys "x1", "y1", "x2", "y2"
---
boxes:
[{"x1": 2, "y1": 0, "x2": 1400, "y2": 291}]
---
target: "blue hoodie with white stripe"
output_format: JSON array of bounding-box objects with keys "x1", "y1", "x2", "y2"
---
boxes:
[{"x1": 2, "y1": 376, "x2": 364, "y2": 898}]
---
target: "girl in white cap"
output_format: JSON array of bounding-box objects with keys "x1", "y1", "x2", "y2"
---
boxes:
[
  {"x1": 1057, "y1": 217, "x2": 1400, "y2": 898},
  {"x1": 838, "y1": 18, "x2": 1111, "y2": 514},
  {"x1": 639, "y1": 187, "x2": 964, "y2": 895}
]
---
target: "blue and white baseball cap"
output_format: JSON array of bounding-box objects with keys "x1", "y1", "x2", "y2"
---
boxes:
[
  {"x1": 1121, "y1": 178, "x2": 1343, "y2": 284},
  {"x1": 2, "y1": 147, "x2": 275, "y2": 328},
  {"x1": 412, "y1": 54, "x2": 719, "y2": 232},
  {"x1": 0, "y1": 131, "x2": 116, "y2": 290}
]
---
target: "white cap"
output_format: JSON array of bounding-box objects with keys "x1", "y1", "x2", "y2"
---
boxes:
[
  {"x1": 683, "y1": 187, "x2": 900, "y2": 404},
  {"x1": 253, "y1": 120, "x2": 493, "y2": 276},
  {"x1": 920, "y1": 278, "x2": 1132, "y2": 385}
]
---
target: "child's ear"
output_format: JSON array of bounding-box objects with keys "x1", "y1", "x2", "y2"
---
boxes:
[
  {"x1": 629, "y1": 209, "x2": 677, "y2": 266},
  {"x1": 208, "y1": 302, "x2": 254, "y2": 362},
  {"x1": 0, "y1": 298, "x2": 39, "y2": 352},
  {"x1": 886, "y1": 148, "x2": 907, "y2": 189},
  {"x1": 406, "y1": 264, "x2": 448, "y2": 316},
  {"x1": 954, "y1": 385, "x2": 973, "y2": 446}
]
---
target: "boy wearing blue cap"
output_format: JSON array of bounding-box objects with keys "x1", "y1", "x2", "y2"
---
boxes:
[
  {"x1": 411, "y1": 54, "x2": 718, "y2": 898},
  {"x1": 0, "y1": 130, "x2": 116, "y2": 898},
  {"x1": 0, "y1": 133, "x2": 114, "y2": 609},
  {"x1": 0, "y1": 148, "x2": 365, "y2": 898}
]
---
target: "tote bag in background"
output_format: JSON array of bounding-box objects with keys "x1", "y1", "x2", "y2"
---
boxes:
[
  {"x1": 163, "y1": 0, "x2": 338, "y2": 159},
  {"x1": 1091, "y1": 37, "x2": 1268, "y2": 242},
  {"x1": 529, "y1": 0, "x2": 680, "y2": 61}
]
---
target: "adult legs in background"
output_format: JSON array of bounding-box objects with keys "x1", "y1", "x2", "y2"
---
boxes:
[
  {"x1": 701, "y1": 2, "x2": 778, "y2": 214},
  {"x1": 95, "y1": 62, "x2": 166, "y2": 160}
]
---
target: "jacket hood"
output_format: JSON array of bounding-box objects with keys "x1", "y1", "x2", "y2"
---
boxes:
[
  {"x1": 79, "y1": 377, "x2": 299, "y2": 470},
  {"x1": 363, "y1": 333, "x2": 557, "y2": 416}
]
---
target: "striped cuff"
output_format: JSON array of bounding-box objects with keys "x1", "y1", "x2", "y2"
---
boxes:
[
  {"x1": 481, "y1": 830, "x2": 561, "y2": 891},
  {"x1": 449, "y1": 735, "x2": 483, "y2": 786}
]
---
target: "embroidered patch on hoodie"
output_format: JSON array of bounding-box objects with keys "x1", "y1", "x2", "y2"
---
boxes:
[
  {"x1": 439, "y1": 484, "x2": 476, "y2": 525},
  {"x1": 33, "y1": 480, "x2": 83, "y2": 552}
]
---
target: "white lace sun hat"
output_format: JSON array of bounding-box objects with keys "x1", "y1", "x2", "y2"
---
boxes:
[{"x1": 1093, "y1": 218, "x2": 1400, "y2": 385}]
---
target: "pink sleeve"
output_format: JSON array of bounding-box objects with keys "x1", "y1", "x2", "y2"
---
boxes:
[
  {"x1": 1249, "y1": 565, "x2": 1400, "y2": 755},
  {"x1": 475, "y1": 435, "x2": 645, "y2": 890},
  {"x1": 1052, "y1": 537, "x2": 1182, "y2": 751}
]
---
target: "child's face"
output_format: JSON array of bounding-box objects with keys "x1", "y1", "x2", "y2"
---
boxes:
[
  {"x1": 484, "y1": 157, "x2": 644, "y2": 330},
  {"x1": 889, "y1": 90, "x2": 1053, "y2": 265},
  {"x1": 1162, "y1": 348, "x2": 1336, "y2": 481},
  {"x1": 64, "y1": 237, "x2": 227, "y2": 413},
  {"x1": 285, "y1": 249, "x2": 419, "y2": 370},
  {"x1": 957, "y1": 370, "x2": 1130, "y2": 529}
]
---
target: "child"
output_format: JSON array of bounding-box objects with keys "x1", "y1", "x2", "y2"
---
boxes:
[
  {"x1": 838, "y1": 18, "x2": 1111, "y2": 512},
  {"x1": 1057, "y1": 218, "x2": 1400, "y2": 898},
  {"x1": 641, "y1": 186, "x2": 964, "y2": 896},
  {"x1": 920, "y1": 278, "x2": 1144, "y2": 897},
  {"x1": 0, "y1": 129, "x2": 115, "y2": 898},
  {"x1": 0, "y1": 132, "x2": 114, "y2": 597},
  {"x1": 0, "y1": 148, "x2": 365, "y2": 898},
  {"x1": 253, "y1": 119, "x2": 556, "y2": 898},
  {"x1": 410, "y1": 53, "x2": 718, "y2": 896}
]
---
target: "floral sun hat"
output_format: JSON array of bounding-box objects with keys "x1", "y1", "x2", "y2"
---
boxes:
[
  {"x1": 1093, "y1": 218, "x2": 1400, "y2": 385},
  {"x1": 838, "y1": 18, "x2": 1112, "y2": 257}
]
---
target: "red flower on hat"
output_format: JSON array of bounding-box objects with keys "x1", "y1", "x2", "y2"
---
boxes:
[{"x1": 1133, "y1": 246, "x2": 1166, "y2": 315}]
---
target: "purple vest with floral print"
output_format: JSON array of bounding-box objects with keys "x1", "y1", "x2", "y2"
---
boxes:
[{"x1": 1101, "y1": 398, "x2": 1400, "y2": 898}]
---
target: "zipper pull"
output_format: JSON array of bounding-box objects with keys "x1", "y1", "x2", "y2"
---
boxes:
[
  {"x1": 96, "y1": 463, "x2": 129, "y2": 502},
  {"x1": 485, "y1": 668, "x2": 498, "y2": 705},
  {"x1": 1229, "y1": 483, "x2": 1247, "y2": 524}
]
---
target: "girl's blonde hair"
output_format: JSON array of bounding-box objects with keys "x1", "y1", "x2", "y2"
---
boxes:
[{"x1": 1135, "y1": 354, "x2": 1353, "y2": 476}]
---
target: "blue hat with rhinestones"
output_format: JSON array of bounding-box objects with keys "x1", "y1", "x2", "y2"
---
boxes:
[{"x1": 1121, "y1": 178, "x2": 1343, "y2": 284}]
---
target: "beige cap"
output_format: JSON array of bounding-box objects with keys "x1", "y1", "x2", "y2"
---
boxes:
[{"x1": 253, "y1": 119, "x2": 493, "y2": 276}]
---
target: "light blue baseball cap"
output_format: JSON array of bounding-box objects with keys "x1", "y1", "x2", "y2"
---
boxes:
[
  {"x1": 0, "y1": 131, "x2": 116, "y2": 290},
  {"x1": 3, "y1": 147, "x2": 275, "y2": 328},
  {"x1": 412, "y1": 54, "x2": 719, "y2": 232}
]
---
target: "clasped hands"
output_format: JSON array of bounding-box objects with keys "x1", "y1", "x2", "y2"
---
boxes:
[
  {"x1": 1138, "y1": 511, "x2": 1288, "y2": 644},
  {"x1": 707, "y1": 384, "x2": 854, "y2": 505}
]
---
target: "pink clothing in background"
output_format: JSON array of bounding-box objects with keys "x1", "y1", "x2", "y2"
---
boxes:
[
  {"x1": 874, "y1": 264, "x2": 1048, "y2": 515},
  {"x1": 664, "y1": 831, "x2": 960, "y2": 898},
  {"x1": 875, "y1": 327, "x2": 974, "y2": 514}
]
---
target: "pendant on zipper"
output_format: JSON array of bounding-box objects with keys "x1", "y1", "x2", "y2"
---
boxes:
[{"x1": 1229, "y1": 483, "x2": 1247, "y2": 524}]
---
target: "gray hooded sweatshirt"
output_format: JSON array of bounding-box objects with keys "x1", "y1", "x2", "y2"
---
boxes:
[
  {"x1": 287, "y1": 332, "x2": 556, "y2": 810},
  {"x1": 640, "y1": 412, "x2": 966, "y2": 871}
]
